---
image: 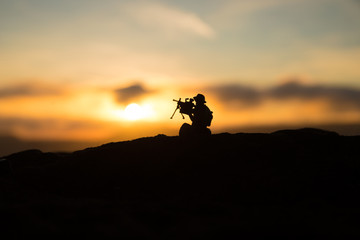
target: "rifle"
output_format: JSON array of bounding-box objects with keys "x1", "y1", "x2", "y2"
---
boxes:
[{"x1": 170, "y1": 98, "x2": 195, "y2": 119}]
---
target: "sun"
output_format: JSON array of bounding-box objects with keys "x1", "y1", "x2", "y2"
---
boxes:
[
  {"x1": 123, "y1": 103, "x2": 144, "y2": 120},
  {"x1": 123, "y1": 103, "x2": 153, "y2": 121},
  {"x1": 109, "y1": 102, "x2": 155, "y2": 121}
]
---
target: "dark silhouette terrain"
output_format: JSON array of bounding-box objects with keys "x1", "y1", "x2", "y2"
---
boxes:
[{"x1": 1, "y1": 128, "x2": 360, "y2": 238}]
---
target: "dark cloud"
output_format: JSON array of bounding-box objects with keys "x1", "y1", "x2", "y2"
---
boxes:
[
  {"x1": 209, "y1": 81, "x2": 360, "y2": 110},
  {"x1": 268, "y1": 81, "x2": 360, "y2": 109},
  {"x1": 206, "y1": 84, "x2": 261, "y2": 108},
  {"x1": 114, "y1": 83, "x2": 153, "y2": 103},
  {"x1": 268, "y1": 81, "x2": 323, "y2": 99},
  {"x1": 0, "y1": 83, "x2": 61, "y2": 98}
]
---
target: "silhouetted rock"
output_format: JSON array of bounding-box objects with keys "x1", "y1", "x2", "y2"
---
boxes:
[{"x1": 1, "y1": 128, "x2": 360, "y2": 238}]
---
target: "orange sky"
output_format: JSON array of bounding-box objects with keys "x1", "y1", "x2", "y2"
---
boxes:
[
  {"x1": 1, "y1": 80, "x2": 360, "y2": 144},
  {"x1": 1, "y1": 0, "x2": 360, "y2": 152}
]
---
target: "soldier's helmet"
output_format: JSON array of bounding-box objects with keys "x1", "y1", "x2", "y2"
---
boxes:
[{"x1": 194, "y1": 93, "x2": 206, "y2": 103}]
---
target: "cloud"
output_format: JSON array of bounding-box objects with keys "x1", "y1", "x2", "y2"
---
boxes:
[
  {"x1": 0, "y1": 83, "x2": 62, "y2": 98},
  {"x1": 126, "y1": 2, "x2": 215, "y2": 38},
  {"x1": 268, "y1": 81, "x2": 360, "y2": 109},
  {"x1": 219, "y1": 0, "x2": 289, "y2": 16},
  {"x1": 0, "y1": 117, "x2": 97, "y2": 133},
  {"x1": 114, "y1": 83, "x2": 154, "y2": 103},
  {"x1": 208, "y1": 80, "x2": 360, "y2": 110},
  {"x1": 215, "y1": 0, "x2": 299, "y2": 26},
  {"x1": 0, "y1": 116, "x2": 111, "y2": 142},
  {"x1": 207, "y1": 84, "x2": 261, "y2": 108}
]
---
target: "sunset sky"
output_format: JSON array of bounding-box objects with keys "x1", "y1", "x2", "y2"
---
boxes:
[{"x1": 1, "y1": 0, "x2": 360, "y2": 154}]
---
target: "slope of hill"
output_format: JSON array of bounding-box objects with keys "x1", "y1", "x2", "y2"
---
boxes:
[{"x1": 1, "y1": 128, "x2": 360, "y2": 238}]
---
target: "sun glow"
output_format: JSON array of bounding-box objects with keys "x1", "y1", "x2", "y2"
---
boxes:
[{"x1": 122, "y1": 103, "x2": 154, "y2": 121}]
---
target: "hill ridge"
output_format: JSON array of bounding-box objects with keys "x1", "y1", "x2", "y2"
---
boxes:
[{"x1": 1, "y1": 128, "x2": 360, "y2": 238}]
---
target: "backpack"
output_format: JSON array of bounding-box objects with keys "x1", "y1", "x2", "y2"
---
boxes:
[{"x1": 204, "y1": 106, "x2": 213, "y2": 127}]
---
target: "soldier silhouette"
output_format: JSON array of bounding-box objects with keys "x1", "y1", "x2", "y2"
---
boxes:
[{"x1": 179, "y1": 94, "x2": 213, "y2": 137}]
